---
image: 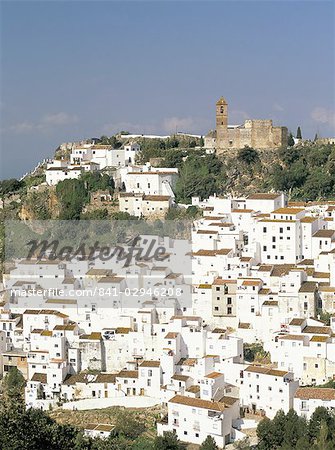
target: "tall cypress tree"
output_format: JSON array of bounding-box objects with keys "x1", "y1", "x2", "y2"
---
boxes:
[
  {"x1": 288, "y1": 132, "x2": 295, "y2": 146},
  {"x1": 296, "y1": 126, "x2": 302, "y2": 139}
]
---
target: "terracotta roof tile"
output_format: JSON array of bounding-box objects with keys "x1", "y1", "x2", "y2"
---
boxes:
[
  {"x1": 169, "y1": 394, "x2": 237, "y2": 411},
  {"x1": 295, "y1": 388, "x2": 335, "y2": 400}
]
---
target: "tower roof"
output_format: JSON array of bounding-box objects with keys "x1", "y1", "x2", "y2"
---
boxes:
[{"x1": 216, "y1": 97, "x2": 227, "y2": 105}]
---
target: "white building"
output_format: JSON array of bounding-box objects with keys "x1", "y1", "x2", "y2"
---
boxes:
[
  {"x1": 294, "y1": 387, "x2": 335, "y2": 420},
  {"x1": 157, "y1": 394, "x2": 240, "y2": 447},
  {"x1": 240, "y1": 365, "x2": 299, "y2": 419}
]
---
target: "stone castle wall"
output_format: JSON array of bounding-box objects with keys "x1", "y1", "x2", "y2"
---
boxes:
[{"x1": 213, "y1": 98, "x2": 288, "y2": 152}]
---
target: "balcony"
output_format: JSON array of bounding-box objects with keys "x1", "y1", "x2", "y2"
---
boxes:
[{"x1": 208, "y1": 411, "x2": 223, "y2": 420}]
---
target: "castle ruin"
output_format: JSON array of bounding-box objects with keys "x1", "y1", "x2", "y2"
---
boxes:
[{"x1": 205, "y1": 97, "x2": 288, "y2": 152}]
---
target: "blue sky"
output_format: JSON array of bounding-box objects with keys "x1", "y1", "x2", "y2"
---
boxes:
[{"x1": 1, "y1": 1, "x2": 334, "y2": 179}]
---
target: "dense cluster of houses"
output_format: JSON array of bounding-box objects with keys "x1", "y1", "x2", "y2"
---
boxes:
[
  {"x1": 1, "y1": 192, "x2": 335, "y2": 446},
  {"x1": 45, "y1": 141, "x2": 141, "y2": 186},
  {"x1": 44, "y1": 141, "x2": 178, "y2": 219}
]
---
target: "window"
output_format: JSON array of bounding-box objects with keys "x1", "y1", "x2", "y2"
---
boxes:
[{"x1": 263, "y1": 227, "x2": 267, "y2": 233}]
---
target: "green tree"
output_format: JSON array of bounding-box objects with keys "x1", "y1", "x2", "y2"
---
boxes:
[
  {"x1": 282, "y1": 409, "x2": 307, "y2": 447},
  {"x1": 56, "y1": 178, "x2": 88, "y2": 220},
  {"x1": 81, "y1": 172, "x2": 114, "y2": 192},
  {"x1": 233, "y1": 437, "x2": 251, "y2": 449},
  {"x1": 24, "y1": 191, "x2": 51, "y2": 219},
  {"x1": 200, "y1": 435, "x2": 219, "y2": 449},
  {"x1": 0, "y1": 179, "x2": 23, "y2": 196},
  {"x1": 271, "y1": 409, "x2": 287, "y2": 448},
  {"x1": 131, "y1": 436, "x2": 154, "y2": 449},
  {"x1": 296, "y1": 126, "x2": 302, "y2": 139},
  {"x1": 175, "y1": 155, "x2": 220, "y2": 203},
  {"x1": 2, "y1": 367, "x2": 26, "y2": 403},
  {"x1": 303, "y1": 168, "x2": 333, "y2": 201},
  {"x1": 111, "y1": 211, "x2": 138, "y2": 220},
  {"x1": 237, "y1": 147, "x2": 260, "y2": 165},
  {"x1": 309, "y1": 407, "x2": 335, "y2": 442},
  {"x1": 100, "y1": 435, "x2": 130, "y2": 450},
  {"x1": 295, "y1": 436, "x2": 312, "y2": 450},
  {"x1": 81, "y1": 208, "x2": 109, "y2": 220},
  {"x1": 161, "y1": 150, "x2": 186, "y2": 169},
  {"x1": 73, "y1": 432, "x2": 94, "y2": 450},
  {"x1": 288, "y1": 132, "x2": 295, "y2": 147},
  {"x1": 153, "y1": 431, "x2": 185, "y2": 450},
  {"x1": 257, "y1": 417, "x2": 276, "y2": 450},
  {"x1": 0, "y1": 405, "x2": 79, "y2": 450},
  {"x1": 312, "y1": 420, "x2": 333, "y2": 450},
  {"x1": 113, "y1": 411, "x2": 146, "y2": 440}
]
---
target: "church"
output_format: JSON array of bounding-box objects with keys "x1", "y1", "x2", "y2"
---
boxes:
[{"x1": 205, "y1": 97, "x2": 288, "y2": 152}]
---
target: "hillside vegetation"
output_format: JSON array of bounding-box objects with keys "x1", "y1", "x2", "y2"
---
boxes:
[
  {"x1": 1, "y1": 141, "x2": 334, "y2": 223},
  {"x1": 137, "y1": 142, "x2": 335, "y2": 203}
]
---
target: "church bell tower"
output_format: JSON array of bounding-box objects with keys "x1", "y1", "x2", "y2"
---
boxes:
[{"x1": 216, "y1": 97, "x2": 228, "y2": 150}]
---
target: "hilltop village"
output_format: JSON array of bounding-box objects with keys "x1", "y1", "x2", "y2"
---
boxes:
[{"x1": 1, "y1": 99, "x2": 335, "y2": 448}]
